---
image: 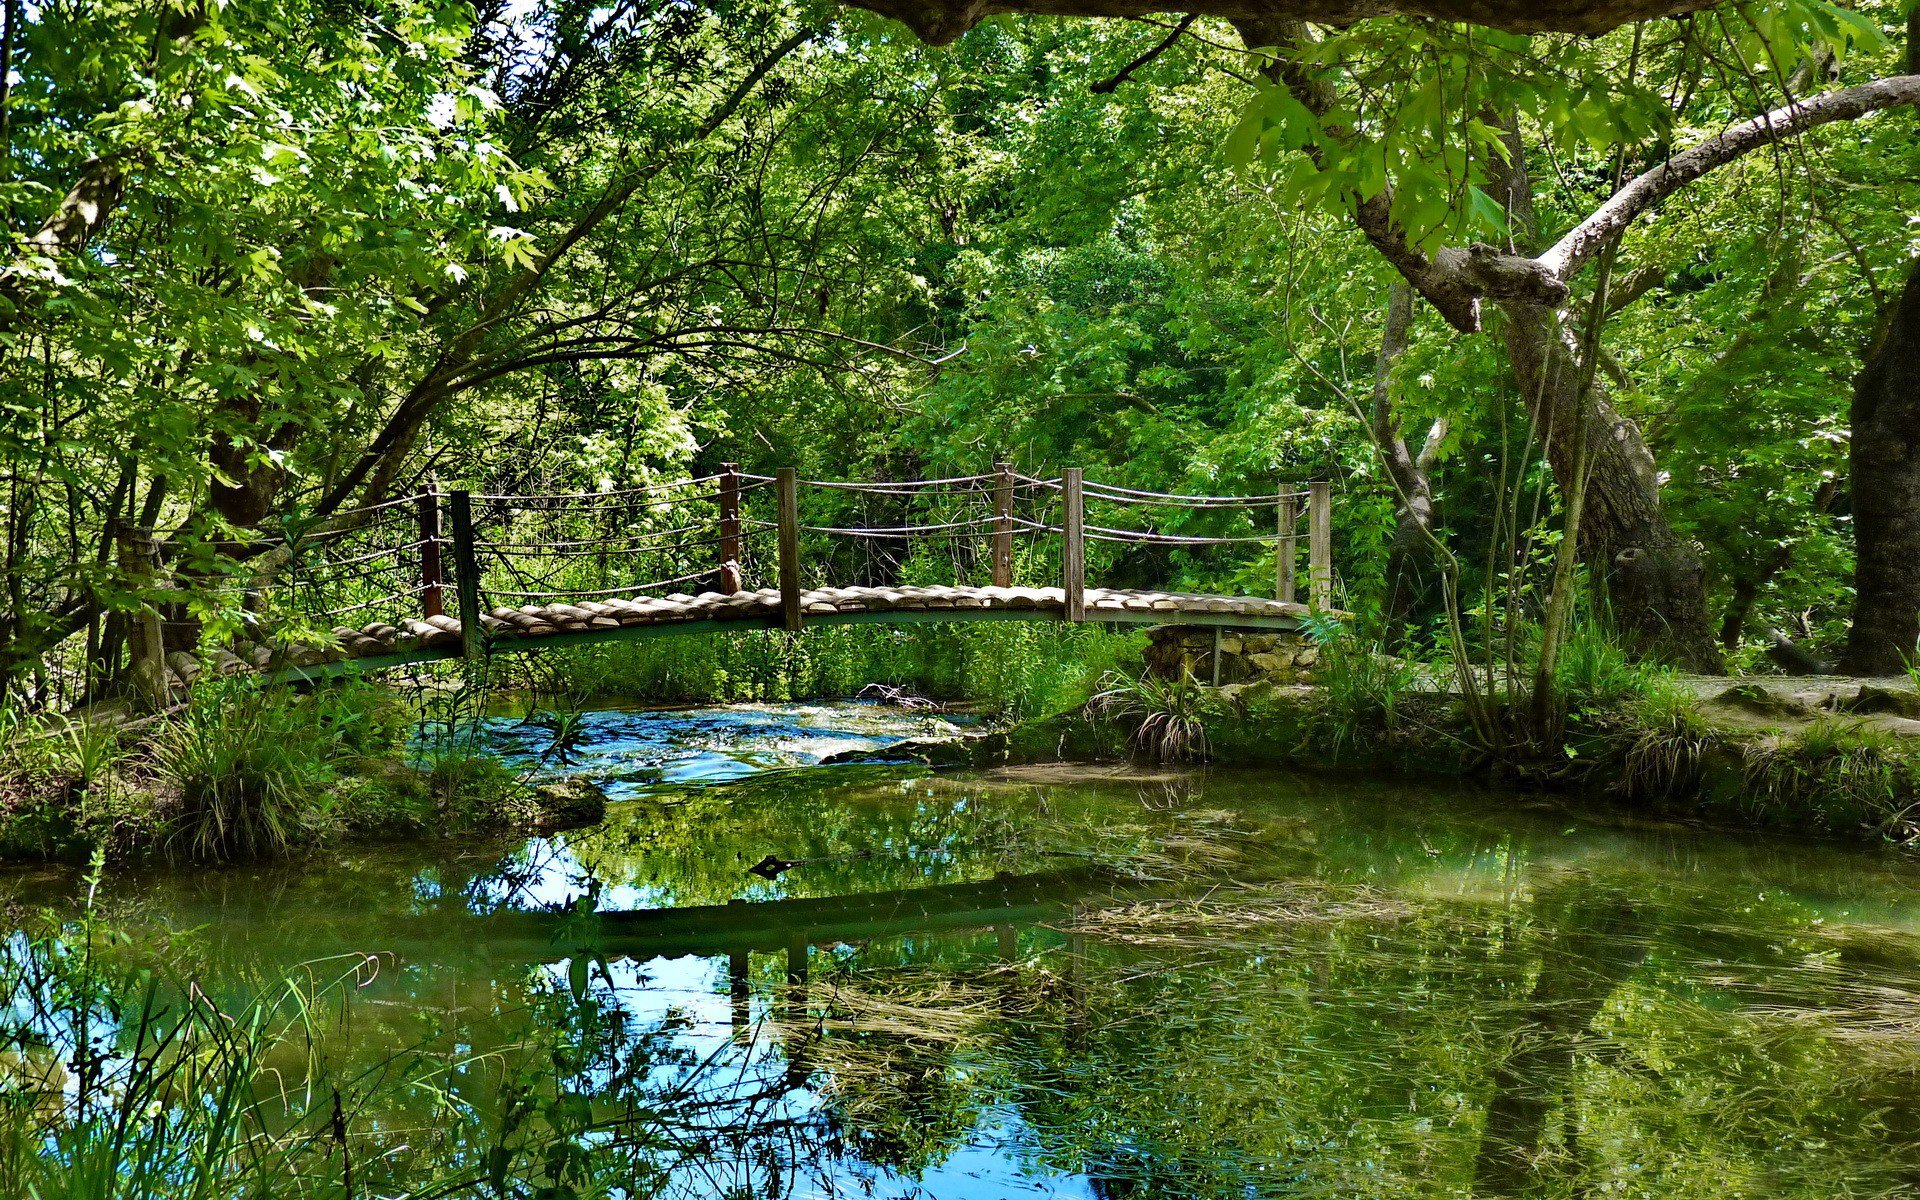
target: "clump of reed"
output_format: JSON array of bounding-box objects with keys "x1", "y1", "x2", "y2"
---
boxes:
[
  {"x1": 1739, "y1": 720, "x2": 1920, "y2": 837},
  {"x1": 1084, "y1": 669, "x2": 1216, "y2": 763}
]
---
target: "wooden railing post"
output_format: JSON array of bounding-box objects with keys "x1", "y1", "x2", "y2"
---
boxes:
[
  {"x1": 116, "y1": 527, "x2": 168, "y2": 709},
  {"x1": 1061, "y1": 468, "x2": 1085, "y2": 622},
  {"x1": 417, "y1": 491, "x2": 445, "y2": 619},
  {"x1": 1275, "y1": 486, "x2": 1298, "y2": 604},
  {"x1": 1309, "y1": 479, "x2": 1333, "y2": 611},
  {"x1": 448, "y1": 490, "x2": 483, "y2": 659},
  {"x1": 992, "y1": 461, "x2": 1014, "y2": 588},
  {"x1": 775, "y1": 467, "x2": 803, "y2": 631},
  {"x1": 717, "y1": 462, "x2": 743, "y2": 594}
]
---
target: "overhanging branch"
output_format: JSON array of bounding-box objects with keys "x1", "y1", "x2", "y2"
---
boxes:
[
  {"x1": 1541, "y1": 75, "x2": 1920, "y2": 281},
  {"x1": 847, "y1": 0, "x2": 1720, "y2": 44}
]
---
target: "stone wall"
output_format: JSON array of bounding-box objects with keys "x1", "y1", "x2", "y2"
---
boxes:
[{"x1": 1143, "y1": 626, "x2": 1321, "y2": 685}]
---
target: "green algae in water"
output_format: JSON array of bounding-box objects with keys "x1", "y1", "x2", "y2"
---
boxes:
[{"x1": 8, "y1": 703, "x2": 1920, "y2": 1197}]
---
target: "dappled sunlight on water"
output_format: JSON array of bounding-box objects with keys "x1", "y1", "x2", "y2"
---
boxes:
[{"x1": 12, "y1": 702, "x2": 1920, "y2": 1195}]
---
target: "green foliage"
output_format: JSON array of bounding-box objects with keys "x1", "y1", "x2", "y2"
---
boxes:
[
  {"x1": 1309, "y1": 632, "x2": 1427, "y2": 754},
  {"x1": 1741, "y1": 720, "x2": 1920, "y2": 835},
  {"x1": 522, "y1": 623, "x2": 1144, "y2": 721},
  {"x1": 1085, "y1": 669, "x2": 1217, "y2": 762},
  {"x1": 151, "y1": 682, "x2": 362, "y2": 859}
]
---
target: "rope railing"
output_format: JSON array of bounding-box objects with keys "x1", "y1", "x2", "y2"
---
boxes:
[{"x1": 110, "y1": 463, "x2": 1337, "y2": 692}]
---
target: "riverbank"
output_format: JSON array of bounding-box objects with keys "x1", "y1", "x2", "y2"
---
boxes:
[
  {"x1": 959, "y1": 671, "x2": 1920, "y2": 848},
  {"x1": 0, "y1": 680, "x2": 608, "y2": 863}
]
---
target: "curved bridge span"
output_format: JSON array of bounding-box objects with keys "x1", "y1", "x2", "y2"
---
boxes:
[{"x1": 127, "y1": 467, "x2": 1340, "y2": 690}]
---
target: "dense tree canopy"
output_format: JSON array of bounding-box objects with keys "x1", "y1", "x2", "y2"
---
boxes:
[{"x1": 6, "y1": 0, "x2": 1920, "y2": 701}]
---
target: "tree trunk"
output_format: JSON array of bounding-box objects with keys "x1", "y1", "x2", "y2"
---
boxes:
[
  {"x1": 1501, "y1": 300, "x2": 1724, "y2": 673},
  {"x1": 1842, "y1": 258, "x2": 1920, "y2": 676},
  {"x1": 1369, "y1": 282, "x2": 1446, "y2": 638}
]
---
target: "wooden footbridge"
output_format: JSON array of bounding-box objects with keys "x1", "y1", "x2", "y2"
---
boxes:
[{"x1": 124, "y1": 467, "x2": 1338, "y2": 690}]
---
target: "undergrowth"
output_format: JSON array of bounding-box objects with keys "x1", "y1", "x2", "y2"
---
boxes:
[
  {"x1": 504, "y1": 621, "x2": 1146, "y2": 720},
  {"x1": 0, "y1": 677, "x2": 538, "y2": 864}
]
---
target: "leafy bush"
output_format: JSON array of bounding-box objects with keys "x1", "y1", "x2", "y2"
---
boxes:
[{"x1": 1310, "y1": 632, "x2": 1426, "y2": 754}]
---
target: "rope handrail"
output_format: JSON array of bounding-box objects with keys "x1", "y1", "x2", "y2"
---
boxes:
[
  {"x1": 1082, "y1": 487, "x2": 1308, "y2": 510},
  {"x1": 801, "y1": 516, "x2": 1000, "y2": 536},
  {"x1": 472, "y1": 474, "x2": 727, "y2": 503},
  {"x1": 289, "y1": 538, "x2": 432, "y2": 571},
  {"x1": 1009, "y1": 515, "x2": 1284, "y2": 546},
  {"x1": 482, "y1": 568, "x2": 719, "y2": 601},
  {"x1": 798, "y1": 472, "x2": 1000, "y2": 491},
  {"x1": 475, "y1": 520, "x2": 718, "y2": 553}
]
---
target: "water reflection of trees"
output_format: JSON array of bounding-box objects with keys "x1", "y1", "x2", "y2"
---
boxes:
[{"x1": 13, "y1": 766, "x2": 1920, "y2": 1195}]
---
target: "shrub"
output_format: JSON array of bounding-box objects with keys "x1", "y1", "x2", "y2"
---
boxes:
[{"x1": 1310, "y1": 632, "x2": 1426, "y2": 755}]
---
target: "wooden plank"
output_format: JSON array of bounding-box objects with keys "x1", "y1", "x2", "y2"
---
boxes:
[
  {"x1": 993, "y1": 460, "x2": 1014, "y2": 588},
  {"x1": 449, "y1": 490, "x2": 484, "y2": 659},
  {"x1": 776, "y1": 467, "x2": 803, "y2": 632},
  {"x1": 1276, "y1": 489, "x2": 1298, "y2": 604},
  {"x1": 718, "y1": 462, "x2": 742, "y2": 594},
  {"x1": 1062, "y1": 467, "x2": 1085, "y2": 623},
  {"x1": 1309, "y1": 479, "x2": 1333, "y2": 611}
]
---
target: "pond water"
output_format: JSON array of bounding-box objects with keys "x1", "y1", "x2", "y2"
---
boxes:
[{"x1": 11, "y1": 700, "x2": 1920, "y2": 1197}]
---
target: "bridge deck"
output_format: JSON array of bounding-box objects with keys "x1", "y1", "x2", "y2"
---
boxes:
[{"x1": 168, "y1": 584, "x2": 1315, "y2": 687}]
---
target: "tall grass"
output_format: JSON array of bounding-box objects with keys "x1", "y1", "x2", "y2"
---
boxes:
[
  {"x1": 149, "y1": 680, "x2": 410, "y2": 861},
  {"x1": 1085, "y1": 669, "x2": 1216, "y2": 762},
  {"x1": 499, "y1": 622, "x2": 1146, "y2": 721}
]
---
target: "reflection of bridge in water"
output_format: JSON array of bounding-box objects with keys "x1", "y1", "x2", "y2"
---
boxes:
[
  {"x1": 121, "y1": 466, "x2": 1341, "y2": 691},
  {"x1": 482, "y1": 868, "x2": 1119, "y2": 963},
  {"x1": 476, "y1": 868, "x2": 1123, "y2": 1038}
]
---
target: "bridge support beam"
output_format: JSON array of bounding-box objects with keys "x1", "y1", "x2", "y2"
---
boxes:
[
  {"x1": 717, "y1": 463, "x2": 742, "y2": 594},
  {"x1": 417, "y1": 491, "x2": 445, "y2": 619},
  {"x1": 776, "y1": 468, "x2": 803, "y2": 632},
  {"x1": 1276, "y1": 488, "x2": 1298, "y2": 604},
  {"x1": 449, "y1": 490, "x2": 483, "y2": 659},
  {"x1": 992, "y1": 461, "x2": 1014, "y2": 588},
  {"x1": 1062, "y1": 468, "x2": 1085, "y2": 622},
  {"x1": 1309, "y1": 479, "x2": 1333, "y2": 611}
]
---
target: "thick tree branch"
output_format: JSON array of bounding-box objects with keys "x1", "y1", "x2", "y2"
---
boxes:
[
  {"x1": 1091, "y1": 15, "x2": 1195, "y2": 92},
  {"x1": 1541, "y1": 75, "x2": 1920, "y2": 281},
  {"x1": 848, "y1": 0, "x2": 1719, "y2": 45},
  {"x1": 314, "y1": 29, "x2": 813, "y2": 516}
]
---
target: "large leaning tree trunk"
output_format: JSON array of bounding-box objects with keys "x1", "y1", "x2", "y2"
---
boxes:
[{"x1": 1842, "y1": 258, "x2": 1920, "y2": 676}]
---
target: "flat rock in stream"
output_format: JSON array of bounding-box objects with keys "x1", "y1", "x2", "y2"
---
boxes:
[
  {"x1": 530, "y1": 778, "x2": 609, "y2": 831},
  {"x1": 1709, "y1": 684, "x2": 1817, "y2": 721},
  {"x1": 1830, "y1": 685, "x2": 1920, "y2": 720},
  {"x1": 821, "y1": 731, "x2": 1006, "y2": 768}
]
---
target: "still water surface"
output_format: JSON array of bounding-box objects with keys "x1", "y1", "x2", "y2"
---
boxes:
[{"x1": 12, "y1": 700, "x2": 1920, "y2": 1197}]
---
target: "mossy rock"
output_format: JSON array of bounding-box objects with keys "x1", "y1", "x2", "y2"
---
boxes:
[
  {"x1": 531, "y1": 778, "x2": 609, "y2": 832},
  {"x1": 1833, "y1": 685, "x2": 1920, "y2": 719},
  {"x1": 1002, "y1": 711, "x2": 1128, "y2": 763},
  {"x1": 821, "y1": 732, "x2": 1006, "y2": 768},
  {"x1": 1710, "y1": 684, "x2": 1815, "y2": 720}
]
